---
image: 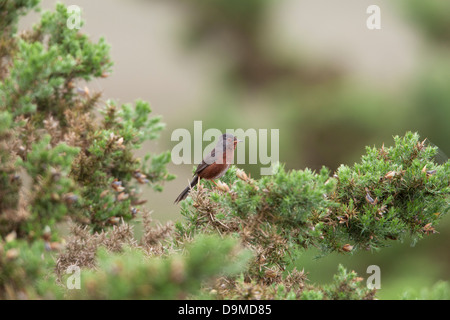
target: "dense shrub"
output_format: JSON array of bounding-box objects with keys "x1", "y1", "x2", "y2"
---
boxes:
[{"x1": 0, "y1": 1, "x2": 448, "y2": 300}]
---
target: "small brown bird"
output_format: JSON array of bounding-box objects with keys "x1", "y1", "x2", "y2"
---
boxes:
[{"x1": 174, "y1": 133, "x2": 241, "y2": 204}]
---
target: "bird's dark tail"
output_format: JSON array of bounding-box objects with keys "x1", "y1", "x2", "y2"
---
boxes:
[{"x1": 174, "y1": 175, "x2": 199, "y2": 204}]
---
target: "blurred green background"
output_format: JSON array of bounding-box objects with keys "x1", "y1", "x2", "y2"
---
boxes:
[{"x1": 21, "y1": 0, "x2": 450, "y2": 299}]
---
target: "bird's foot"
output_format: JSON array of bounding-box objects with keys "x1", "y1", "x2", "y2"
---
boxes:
[{"x1": 213, "y1": 180, "x2": 230, "y2": 192}]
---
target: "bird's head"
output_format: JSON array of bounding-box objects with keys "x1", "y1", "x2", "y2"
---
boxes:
[{"x1": 221, "y1": 133, "x2": 242, "y2": 149}]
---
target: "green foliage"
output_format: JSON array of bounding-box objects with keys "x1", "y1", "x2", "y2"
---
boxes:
[
  {"x1": 288, "y1": 265, "x2": 375, "y2": 300},
  {"x1": 0, "y1": 111, "x2": 12, "y2": 133},
  {"x1": 210, "y1": 264, "x2": 374, "y2": 300},
  {"x1": 64, "y1": 235, "x2": 252, "y2": 300},
  {"x1": 0, "y1": 238, "x2": 62, "y2": 299},
  {"x1": 72, "y1": 100, "x2": 175, "y2": 231},
  {"x1": 2, "y1": 40, "x2": 72, "y2": 116},
  {"x1": 300, "y1": 289, "x2": 324, "y2": 301},
  {"x1": 330, "y1": 132, "x2": 450, "y2": 251},
  {"x1": 401, "y1": 281, "x2": 450, "y2": 300},
  {"x1": 0, "y1": 0, "x2": 40, "y2": 36},
  {"x1": 17, "y1": 135, "x2": 80, "y2": 237},
  {"x1": 38, "y1": 4, "x2": 112, "y2": 80},
  {"x1": 0, "y1": 4, "x2": 112, "y2": 118},
  {"x1": 0, "y1": 2, "x2": 175, "y2": 300},
  {"x1": 0, "y1": 2, "x2": 173, "y2": 236},
  {"x1": 0, "y1": 112, "x2": 17, "y2": 222},
  {"x1": 177, "y1": 132, "x2": 450, "y2": 282},
  {"x1": 19, "y1": 135, "x2": 79, "y2": 178},
  {"x1": 320, "y1": 264, "x2": 375, "y2": 300}
]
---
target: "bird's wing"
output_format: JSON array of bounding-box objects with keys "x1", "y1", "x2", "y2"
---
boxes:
[{"x1": 194, "y1": 147, "x2": 219, "y2": 175}]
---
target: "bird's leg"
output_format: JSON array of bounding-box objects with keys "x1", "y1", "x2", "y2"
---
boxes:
[
  {"x1": 197, "y1": 179, "x2": 204, "y2": 191},
  {"x1": 211, "y1": 180, "x2": 219, "y2": 188}
]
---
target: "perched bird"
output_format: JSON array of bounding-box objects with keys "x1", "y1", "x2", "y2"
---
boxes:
[{"x1": 174, "y1": 133, "x2": 241, "y2": 204}]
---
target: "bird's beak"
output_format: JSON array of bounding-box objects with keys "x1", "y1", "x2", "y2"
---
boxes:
[{"x1": 237, "y1": 139, "x2": 243, "y2": 143}]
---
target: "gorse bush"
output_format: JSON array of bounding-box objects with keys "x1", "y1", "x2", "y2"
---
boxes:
[
  {"x1": 0, "y1": 1, "x2": 449, "y2": 300},
  {"x1": 176, "y1": 133, "x2": 450, "y2": 282},
  {"x1": 0, "y1": 2, "x2": 174, "y2": 238},
  {"x1": 63, "y1": 234, "x2": 253, "y2": 300}
]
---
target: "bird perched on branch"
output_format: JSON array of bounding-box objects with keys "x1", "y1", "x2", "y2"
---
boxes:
[{"x1": 174, "y1": 133, "x2": 241, "y2": 204}]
